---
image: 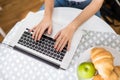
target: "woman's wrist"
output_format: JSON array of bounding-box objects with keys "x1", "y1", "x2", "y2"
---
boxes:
[
  {"x1": 67, "y1": 22, "x2": 79, "y2": 32},
  {"x1": 66, "y1": 24, "x2": 77, "y2": 34},
  {"x1": 43, "y1": 13, "x2": 52, "y2": 20}
]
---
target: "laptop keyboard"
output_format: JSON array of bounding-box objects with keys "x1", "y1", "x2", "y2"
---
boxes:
[{"x1": 17, "y1": 29, "x2": 67, "y2": 62}]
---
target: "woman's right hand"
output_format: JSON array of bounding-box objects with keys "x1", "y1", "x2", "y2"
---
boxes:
[{"x1": 30, "y1": 16, "x2": 52, "y2": 41}]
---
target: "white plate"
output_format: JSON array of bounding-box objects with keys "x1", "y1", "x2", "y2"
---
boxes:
[{"x1": 76, "y1": 46, "x2": 120, "y2": 80}]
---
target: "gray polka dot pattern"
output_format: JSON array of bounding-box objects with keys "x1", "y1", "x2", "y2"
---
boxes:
[
  {"x1": 1, "y1": 30, "x2": 120, "y2": 80},
  {"x1": 77, "y1": 30, "x2": 120, "y2": 53},
  {"x1": 0, "y1": 44, "x2": 77, "y2": 80}
]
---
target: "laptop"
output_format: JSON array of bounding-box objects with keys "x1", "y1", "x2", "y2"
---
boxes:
[
  {"x1": 11, "y1": 12, "x2": 83, "y2": 69},
  {"x1": 11, "y1": 13, "x2": 83, "y2": 69}
]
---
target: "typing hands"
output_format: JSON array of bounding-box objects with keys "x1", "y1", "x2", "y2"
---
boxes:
[
  {"x1": 54, "y1": 25, "x2": 75, "y2": 51},
  {"x1": 30, "y1": 17, "x2": 52, "y2": 41},
  {"x1": 30, "y1": 17, "x2": 76, "y2": 52}
]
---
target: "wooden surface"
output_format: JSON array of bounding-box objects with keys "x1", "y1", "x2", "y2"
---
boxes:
[
  {"x1": 0, "y1": 0, "x2": 120, "y2": 42},
  {"x1": 0, "y1": 0, "x2": 43, "y2": 42}
]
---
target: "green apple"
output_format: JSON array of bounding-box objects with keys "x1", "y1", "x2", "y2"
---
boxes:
[{"x1": 77, "y1": 62, "x2": 96, "y2": 79}]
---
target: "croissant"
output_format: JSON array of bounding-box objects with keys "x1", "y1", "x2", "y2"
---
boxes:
[
  {"x1": 104, "y1": 66, "x2": 120, "y2": 80},
  {"x1": 91, "y1": 47, "x2": 114, "y2": 79},
  {"x1": 114, "y1": 66, "x2": 120, "y2": 80},
  {"x1": 94, "y1": 71, "x2": 118, "y2": 80},
  {"x1": 94, "y1": 74, "x2": 104, "y2": 80}
]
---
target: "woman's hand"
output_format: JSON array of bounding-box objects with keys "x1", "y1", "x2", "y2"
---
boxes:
[
  {"x1": 54, "y1": 24, "x2": 76, "y2": 52},
  {"x1": 30, "y1": 17, "x2": 52, "y2": 41}
]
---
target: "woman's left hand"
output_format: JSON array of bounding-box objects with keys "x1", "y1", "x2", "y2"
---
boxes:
[{"x1": 54, "y1": 25, "x2": 76, "y2": 52}]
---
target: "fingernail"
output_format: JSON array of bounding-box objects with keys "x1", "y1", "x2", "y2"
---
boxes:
[
  {"x1": 56, "y1": 49, "x2": 59, "y2": 52},
  {"x1": 59, "y1": 49, "x2": 62, "y2": 52},
  {"x1": 57, "y1": 48, "x2": 60, "y2": 52},
  {"x1": 54, "y1": 44, "x2": 56, "y2": 48},
  {"x1": 67, "y1": 48, "x2": 70, "y2": 51},
  {"x1": 54, "y1": 46, "x2": 56, "y2": 49},
  {"x1": 32, "y1": 36, "x2": 34, "y2": 39},
  {"x1": 37, "y1": 38, "x2": 39, "y2": 41},
  {"x1": 48, "y1": 32, "x2": 50, "y2": 35},
  {"x1": 34, "y1": 38, "x2": 37, "y2": 41}
]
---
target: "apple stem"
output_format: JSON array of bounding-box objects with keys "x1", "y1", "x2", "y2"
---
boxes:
[{"x1": 85, "y1": 68, "x2": 88, "y2": 71}]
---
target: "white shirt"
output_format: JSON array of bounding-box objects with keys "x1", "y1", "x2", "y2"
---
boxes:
[{"x1": 68, "y1": 0, "x2": 86, "y2": 2}]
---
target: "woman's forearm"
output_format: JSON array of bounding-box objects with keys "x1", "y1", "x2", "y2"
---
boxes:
[
  {"x1": 44, "y1": 0, "x2": 54, "y2": 19},
  {"x1": 69, "y1": 0, "x2": 104, "y2": 30}
]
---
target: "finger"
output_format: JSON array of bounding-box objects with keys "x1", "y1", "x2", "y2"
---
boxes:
[
  {"x1": 32, "y1": 29, "x2": 37, "y2": 39},
  {"x1": 30, "y1": 26, "x2": 36, "y2": 32},
  {"x1": 35, "y1": 27, "x2": 41, "y2": 41},
  {"x1": 47, "y1": 26, "x2": 52, "y2": 35},
  {"x1": 54, "y1": 31, "x2": 61, "y2": 40},
  {"x1": 32, "y1": 30, "x2": 38, "y2": 41},
  {"x1": 67, "y1": 39, "x2": 72, "y2": 51},
  {"x1": 58, "y1": 38, "x2": 68, "y2": 52},
  {"x1": 38, "y1": 27, "x2": 46, "y2": 40},
  {"x1": 54, "y1": 35, "x2": 62, "y2": 49},
  {"x1": 32, "y1": 26, "x2": 40, "y2": 39}
]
